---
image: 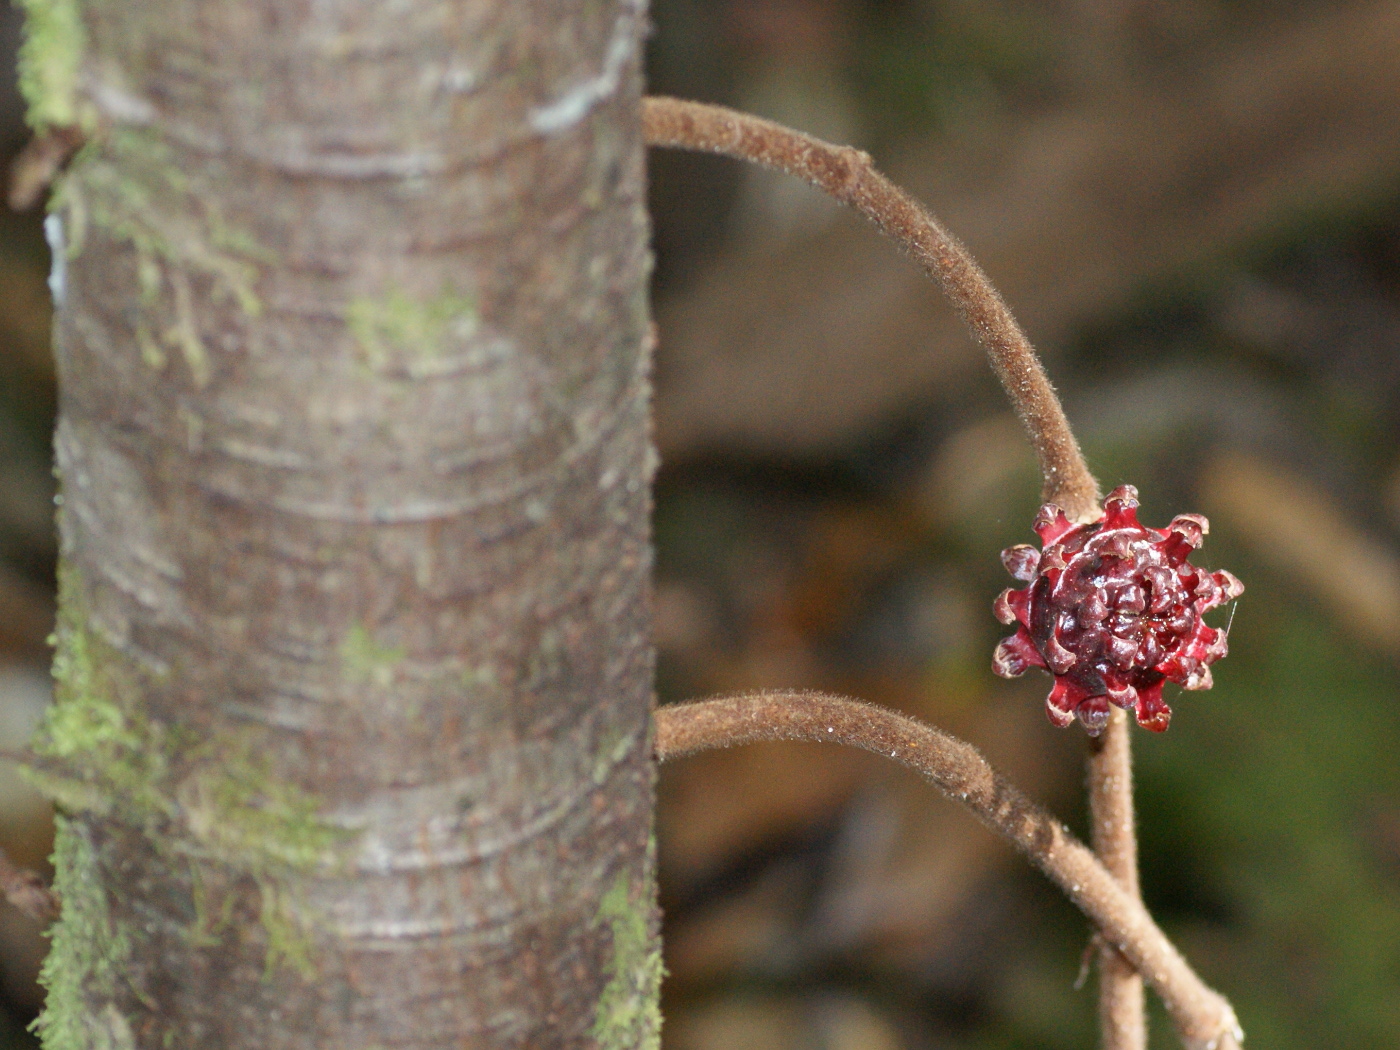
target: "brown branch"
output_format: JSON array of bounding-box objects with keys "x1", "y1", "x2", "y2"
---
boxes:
[
  {"x1": 0, "y1": 845, "x2": 59, "y2": 924},
  {"x1": 655, "y1": 693, "x2": 1242, "y2": 1050},
  {"x1": 643, "y1": 99, "x2": 1148, "y2": 1050},
  {"x1": 1089, "y1": 709, "x2": 1147, "y2": 1050},
  {"x1": 642, "y1": 95, "x2": 1100, "y2": 522}
]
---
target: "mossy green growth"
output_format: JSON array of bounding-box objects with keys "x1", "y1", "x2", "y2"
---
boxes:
[
  {"x1": 176, "y1": 735, "x2": 352, "y2": 981},
  {"x1": 27, "y1": 563, "x2": 353, "y2": 978},
  {"x1": 29, "y1": 621, "x2": 344, "y2": 873},
  {"x1": 181, "y1": 737, "x2": 350, "y2": 979},
  {"x1": 54, "y1": 127, "x2": 274, "y2": 385},
  {"x1": 42, "y1": 634, "x2": 140, "y2": 760},
  {"x1": 178, "y1": 734, "x2": 352, "y2": 979},
  {"x1": 590, "y1": 871, "x2": 663, "y2": 1050},
  {"x1": 31, "y1": 816, "x2": 133, "y2": 1050},
  {"x1": 340, "y1": 623, "x2": 407, "y2": 688},
  {"x1": 346, "y1": 284, "x2": 478, "y2": 374},
  {"x1": 15, "y1": 0, "x2": 86, "y2": 132},
  {"x1": 23, "y1": 570, "x2": 172, "y2": 825}
]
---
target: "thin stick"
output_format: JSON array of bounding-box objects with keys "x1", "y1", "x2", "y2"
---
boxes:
[
  {"x1": 1090, "y1": 709, "x2": 1147, "y2": 1049},
  {"x1": 642, "y1": 95, "x2": 1101, "y2": 522},
  {"x1": 655, "y1": 693, "x2": 1242, "y2": 1050}
]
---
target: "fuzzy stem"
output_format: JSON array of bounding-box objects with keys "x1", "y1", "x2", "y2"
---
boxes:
[
  {"x1": 1090, "y1": 708, "x2": 1147, "y2": 1049},
  {"x1": 641, "y1": 95, "x2": 1100, "y2": 521},
  {"x1": 644, "y1": 96, "x2": 1151, "y2": 1050},
  {"x1": 655, "y1": 693, "x2": 1241, "y2": 1050}
]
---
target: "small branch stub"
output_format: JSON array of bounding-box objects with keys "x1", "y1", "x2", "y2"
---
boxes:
[
  {"x1": 0, "y1": 845, "x2": 59, "y2": 923},
  {"x1": 8, "y1": 124, "x2": 83, "y2": 211}
]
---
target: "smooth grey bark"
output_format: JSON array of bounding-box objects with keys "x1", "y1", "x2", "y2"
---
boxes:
[{"x1": 29, "y1": 1, "x2": 660, "y2": 1047}]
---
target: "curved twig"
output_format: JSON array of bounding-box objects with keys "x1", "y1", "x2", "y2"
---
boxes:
[
  {"x1": 642, "y1": 95, "x2": 1100, "y2": 522},
  {"x1": 643, "y1": 97, "x2": 1151, "y2": 1049},
  {"x1": 655, "y1": 693, "x2": 1242, "y2": 1050}
]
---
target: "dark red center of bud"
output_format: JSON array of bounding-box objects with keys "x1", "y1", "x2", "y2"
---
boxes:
[{"x1": 992, "y1": 485, "x2": 1243, "y2": 734}]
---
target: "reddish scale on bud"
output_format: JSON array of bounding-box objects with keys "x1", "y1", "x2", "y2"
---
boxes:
[{"x1": 991, "y1": 485, "x2": 1243, "y2": 734}]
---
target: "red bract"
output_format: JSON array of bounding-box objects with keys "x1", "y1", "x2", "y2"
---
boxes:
[{"x1": 991, "y1": 485, "x2": 1243, "y2": 735}]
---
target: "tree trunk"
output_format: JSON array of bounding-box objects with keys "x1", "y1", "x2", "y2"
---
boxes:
[{"x1": 23, "y1": 1, "x2": 659, "y2": 1047}]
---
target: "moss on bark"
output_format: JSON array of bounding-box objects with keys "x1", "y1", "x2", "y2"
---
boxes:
[
  {"x1": 339, "y1": 623, "x2": 408, "y2": 688},
  {"x1": 25, "y1": 564, "x2": 352, "y2": 985},
  {"x1": 54, "y1": 128, "x2": 271, "y2": 386},
  {"x1": 32, "y1": 817, "x2": 134, "y2": 1050},
  {"x1": 15, "y1": 0, "x2": 86, "y2": 132},
  {"x1": 345, "y1": 284, "x2": 480, "y2": 375},
  {"x1": 590, "y1": 866, "x2": 663, "y2": 1050}
]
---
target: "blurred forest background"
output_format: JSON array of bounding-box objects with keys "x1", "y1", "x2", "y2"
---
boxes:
[{"x1": 1, "y1": 1, "x2": 1400, "y2": 1047}]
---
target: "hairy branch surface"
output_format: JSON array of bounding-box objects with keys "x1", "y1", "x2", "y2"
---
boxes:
[
  {"x1": 642, "y1": 95, "x2": 1100, "y2": 520},
  {"x1": 643, "y1": 96, "x2": 1164, "y2": 1050},
  {"x1": 1090, "y1": 709, "x2": 1148, "y2": 1049},
  {"x1": 656, "y1": 693, "x2": 1242, "y2": 1050}
]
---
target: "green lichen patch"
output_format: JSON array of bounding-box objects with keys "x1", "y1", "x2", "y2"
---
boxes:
[
  {"x1": 15, "y1": 0, "x2": 86, "y2": 132},
  {"x1": 591, "y1": 871, "x2": 663, "y2": 1050},
  {"x1": 345, "y1": 284, "x2": 478, "y2": 374},
  {"x1": 32, "y1": 817, "x2": 133, "y2": 1050},
  {"x1": 340, "y1": 623, "x2": 407, "y2": 688},
  {"x1": 55, "y1": 128, "x2": 274, "y2": 386}
]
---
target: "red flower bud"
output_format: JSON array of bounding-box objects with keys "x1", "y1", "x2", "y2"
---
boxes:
[{"x1": 991, "y1": 485, "x2": 1243, "y2": 734}]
